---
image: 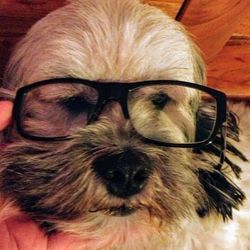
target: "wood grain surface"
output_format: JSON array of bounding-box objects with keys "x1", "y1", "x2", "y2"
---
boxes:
[
  {"x1": 208, "y1": 35, "x2": 250, "y2": 99},
  {"x1": 205, "y1": 2, "x2": 250, "y2": 99},
  {"x1": 145, "y1": 0, "x2": 183, "y2": 17},
  {"x1": 0, "y1": 0, "x2": 250, "y2": 99},
  {"x1": 180, "y1": 0, "x2": 250, "y2": 63}
]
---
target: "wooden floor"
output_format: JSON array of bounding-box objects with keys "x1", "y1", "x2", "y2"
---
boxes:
[{"x1": 0, "y1": 0, "x2": 250, "y2": 100}]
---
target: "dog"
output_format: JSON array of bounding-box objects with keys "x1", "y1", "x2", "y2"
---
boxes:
[{"x1": 0, "y1": 0, "x2": 249, "y2": 249}]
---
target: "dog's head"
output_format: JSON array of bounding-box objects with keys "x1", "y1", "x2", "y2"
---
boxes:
[{"x1": 0, "y1": 0, "x2": 245, "y2": 248}]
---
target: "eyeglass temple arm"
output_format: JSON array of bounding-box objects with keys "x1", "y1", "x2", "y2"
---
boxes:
[{"x1": 217, "y1": 124, "x2": 227, "y2": 169}]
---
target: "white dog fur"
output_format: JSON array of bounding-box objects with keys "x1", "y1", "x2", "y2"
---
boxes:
[{"x1": 0, "y1": 0, "x2": 249, "y2": 249}]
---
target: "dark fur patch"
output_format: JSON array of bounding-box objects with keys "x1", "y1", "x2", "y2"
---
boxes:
[
  {"x1": 195, "y1": 103, "x2": 246, "y2": 220},
  {"x1": 197, "y1": 169, "x2": 245, "y2": 221}
]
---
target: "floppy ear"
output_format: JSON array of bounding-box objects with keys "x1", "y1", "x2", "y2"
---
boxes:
[{"x1": 195, "y1": 103, "x2": 246, "y2": 220}]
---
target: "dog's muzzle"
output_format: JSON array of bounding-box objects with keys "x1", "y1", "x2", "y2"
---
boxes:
[{"x1": 93, "y1": 150, "x2": 152, "y2": 198}]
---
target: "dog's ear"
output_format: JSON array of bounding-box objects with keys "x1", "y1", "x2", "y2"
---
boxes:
[
  {"x1": 195, "y1": 104, "x2": 246, "y2": 220},
  {"x1": 196, "y1": 169, "x2": 245, "y2": 221}
]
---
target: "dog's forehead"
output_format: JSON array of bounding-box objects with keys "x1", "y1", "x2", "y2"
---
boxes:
[{"x1": 5, "y1": 0, "x2": 198, "y2": 89}]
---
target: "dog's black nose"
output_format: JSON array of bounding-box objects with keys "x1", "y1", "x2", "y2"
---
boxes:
[{"x1": 93, "y1": 151, "x2": 151, "y2": 198}]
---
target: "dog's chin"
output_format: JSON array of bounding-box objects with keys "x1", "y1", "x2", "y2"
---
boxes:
[
  {"x1": 53, "y1": 204, "x2": 171, "y2": 250},
  {"x1": 90, "y1": 204, "x2": 137, "y2": 217}
]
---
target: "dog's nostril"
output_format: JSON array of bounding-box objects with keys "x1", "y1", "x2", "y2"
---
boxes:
[
  {"x1": 133, "y1": 168, "x2": 148, "y2": 186},
  {"x1": 102, "y1": 169, "x2": 127, "y2": 186},
  {"x1": 104, "y1": 170, "x2": 115, "y2": 180}
]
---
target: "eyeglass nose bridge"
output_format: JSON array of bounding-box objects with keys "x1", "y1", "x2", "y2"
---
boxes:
[{"x1": 88, "y1": 85, "x2": 130, "y2": 123}]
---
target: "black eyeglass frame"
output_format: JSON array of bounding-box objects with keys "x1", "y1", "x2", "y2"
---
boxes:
[{"x1": 12, "y1": 78, "x2": 227, "y2": 148}]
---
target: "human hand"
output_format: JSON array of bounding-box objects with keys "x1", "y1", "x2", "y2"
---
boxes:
[{"x1": 0, "y1": 101, "x2": 13, "y2": 131}]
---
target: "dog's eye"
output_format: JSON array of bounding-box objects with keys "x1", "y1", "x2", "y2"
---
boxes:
[
  {"x1": 60, "y1": 96, "x2": 95, "y2": 115},
  {"x1": 151, "y1": 92, "x2": 172, "y2": 109}
]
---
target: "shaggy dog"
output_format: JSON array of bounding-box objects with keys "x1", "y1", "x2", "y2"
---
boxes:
[{"x1": 0, "y1": 0, "x2": 249, "y2": 249}]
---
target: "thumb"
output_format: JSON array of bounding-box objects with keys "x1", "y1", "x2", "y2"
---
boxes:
[{"x1": 0, "y1": 101, "x2": 13, "y2": 131}]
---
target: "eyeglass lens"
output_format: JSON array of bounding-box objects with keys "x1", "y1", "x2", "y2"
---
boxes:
[{"x1": 19, "y1": 82, "x2": 217, "y2": 144}]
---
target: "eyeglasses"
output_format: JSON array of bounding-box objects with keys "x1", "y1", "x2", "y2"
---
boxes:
[{"x1": 12, "y1": 78, "x2": 227, "y2": 148}]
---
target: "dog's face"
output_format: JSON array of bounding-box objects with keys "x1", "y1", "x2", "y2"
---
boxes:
[{"x1": 0, "y1": 0, "x2": 244, "y2": 249}]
